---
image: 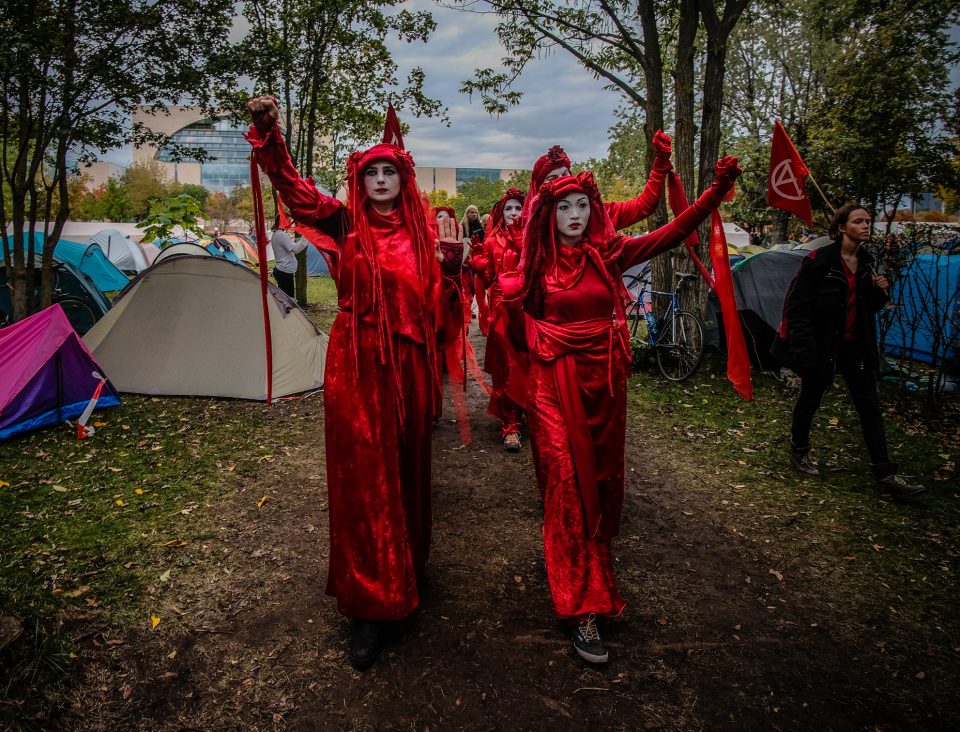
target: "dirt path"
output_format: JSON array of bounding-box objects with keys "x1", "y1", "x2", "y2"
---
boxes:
[{"x1": 60, "y1": 329, "x2": 954, "y2": 731}]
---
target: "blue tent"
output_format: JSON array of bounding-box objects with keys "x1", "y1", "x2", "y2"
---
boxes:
[
  {"x1": 2, "y1": 232, "x2": 128, "y2": 294},
  {"x1": 204, "y1": 243, "x2": 242, "y2": 264},
  {"x1": 883, "y1": 254, "x2": 960, "y2": 366},
  {"x1": 305, "y1": 244, "x2": 330, "y2": 276}
]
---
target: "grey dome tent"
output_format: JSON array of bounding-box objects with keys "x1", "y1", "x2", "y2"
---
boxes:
[{"x1": 83, "y1": 256, "x2": 327, "y2": 399}]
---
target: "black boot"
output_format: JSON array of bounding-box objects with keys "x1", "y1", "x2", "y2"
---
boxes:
[{"x1": 348, "y1": 620, "x2": 381, "y2": 670}]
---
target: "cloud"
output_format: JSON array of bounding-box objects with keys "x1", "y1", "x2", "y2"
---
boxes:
[{"x1": 388, "y1": 0, "x2": 623, "y2": 168}]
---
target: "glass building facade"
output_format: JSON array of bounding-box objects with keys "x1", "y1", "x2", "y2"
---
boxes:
[
  {"x1": 455, "y1": 168, "x2": 501, "y2": 190},
  {"x1": 157, "y1": 117, "x2": 250, "y2": 194}
]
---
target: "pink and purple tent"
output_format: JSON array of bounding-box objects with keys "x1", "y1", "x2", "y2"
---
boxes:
[{"x1": 0, "y1": 304, "x2": 120, "y2": 441}]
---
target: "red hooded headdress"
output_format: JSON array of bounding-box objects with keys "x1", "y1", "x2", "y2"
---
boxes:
[
  {"x1": 523, "y1": 145, "x2": 572, "y2": 220},
  {"x1": 343, "y1": 142, "x2": 441, "y2": 417},
  {"x1": 516, "y1": 171, "x2": 617, "y2": 312},
  {"x1": 487, "y1": 187, "x2": 526, "y2": 234}
]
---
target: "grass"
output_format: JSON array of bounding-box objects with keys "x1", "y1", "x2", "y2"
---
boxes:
[
  {"x1": 627, "y1": 353, "x2": 960, "y2": 689},
  {"x1": 1, "y1": 275, "x2": 957, "y2": 722}
]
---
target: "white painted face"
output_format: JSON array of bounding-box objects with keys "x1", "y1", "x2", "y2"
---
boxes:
[
  {"x1": 436, "y1": 210, "x2": 451, "y2": 222},
  {"x1": 555, "y1": 192, "x2": 590, "y2": 244},
  {"x1": 503, "y1": 198, "x2": 522, "y2": 226},
  {"x1": 363, "y1": 161, "x2": 401, "y2": 208},
  {"x1": 544, "y1": 165, "x2": 570, "y2": 184}
]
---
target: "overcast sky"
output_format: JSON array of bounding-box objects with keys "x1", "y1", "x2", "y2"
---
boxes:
[{"x1": 383, "y1": 0, "x2": 621, "y2": 169}]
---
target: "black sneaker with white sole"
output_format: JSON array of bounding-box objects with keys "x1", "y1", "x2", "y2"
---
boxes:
[{"x1": 572, "y1": 613, "x2": 608, "y2": 663}]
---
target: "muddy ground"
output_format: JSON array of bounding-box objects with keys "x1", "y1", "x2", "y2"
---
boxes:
[{"x1": 50, "y1": 329, "x2": 958, "y2": 731}]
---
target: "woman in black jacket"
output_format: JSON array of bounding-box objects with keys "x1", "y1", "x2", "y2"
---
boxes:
[{"x1": 772, "y1": 204, "x2": 924, "y2": 496}]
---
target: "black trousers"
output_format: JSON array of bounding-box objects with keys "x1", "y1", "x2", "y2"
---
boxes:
[
  {"x1": 273, "y1": 268, "x2": 295, "y2": 298},
  {"x1": 791, "y1": 343, "x2": 896, "y2": 479}
]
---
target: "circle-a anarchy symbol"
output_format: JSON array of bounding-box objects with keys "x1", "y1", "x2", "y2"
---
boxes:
[{"x1": 771, "y1": 160, "x2": 805, "y2": 201}]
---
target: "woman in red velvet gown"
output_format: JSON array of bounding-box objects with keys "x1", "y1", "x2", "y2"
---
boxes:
[
  {"x1": 246, "y1": 96, "x2": 462, "y2": 669},
  {"x1": 502, "y1": 159, "x2": 741, "y2": 663},
  {"x1": 469, "y1": 189, "x2": 528, "y2": 450}
]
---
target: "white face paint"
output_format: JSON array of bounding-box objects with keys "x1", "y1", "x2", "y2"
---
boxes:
[
  {"x1": 363, "y1": 161, "x2": 401, "y2": 210},
  {"x1": 503, "y1": 198, "x2": 522, "y2": 226},
  {"x1": 555, "y1": 192, "x2": 590, "y2": 245},
  {"x1": 436, "y1": 210, "x2": 451, "y2": 222},
  {"x1": 544, "y1": 165, "x2": 570, "y2": 184}
]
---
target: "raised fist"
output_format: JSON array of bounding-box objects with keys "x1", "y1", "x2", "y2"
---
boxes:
[
  {"x1": 714, "y1": 155, "x2": 743, "y2": 186},
  {"x1": 247, "y1": 95, "x2": 280, "y2": 133},
  {"x1": 652, "y1": 130, "x2": 673, "y2": 156}
]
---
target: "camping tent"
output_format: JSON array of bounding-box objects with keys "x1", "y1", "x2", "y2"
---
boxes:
[
  {"x1": 153, "y1": 243, "x2": 213, "y2": 263},
  {"x1": 706, "y1": 249, "x2": 804, "y2": 368},
  {"x1": 722, "y1": 223, "x2": 751, "y2": 248},
  {"x1": 0, "y1": 304, "x2": 120, "y2": 440},
  {"x1": 83, "y1": 256, "x2": 328, "y2": 399},
  {"x1": 305, "y1": 243, "x2": 330, "y2": 275},
  {"x1": 2, "y1": 231, "x2": 128, "y2": 294},
  {"x1": 793, "y1": 236, "x2": 832, "y2": 252},
  {"x1": 89, "y1": 228, "x2": 149, "y2": 273},
  {"x1": 883, "y1": 254, "x2": 960, "y2": 366}
]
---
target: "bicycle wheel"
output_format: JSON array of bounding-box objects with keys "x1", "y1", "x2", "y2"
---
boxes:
[
  {"x1": 56, "y1": 296, "x2": 99, "y2": 335},
  {"x1": 655, "y1": 309, "x2": 704, "y2": 381}
]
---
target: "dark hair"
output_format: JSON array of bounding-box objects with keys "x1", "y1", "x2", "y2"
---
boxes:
[{"x1": 828, "y1": 203, "x2": 872, "y2": 242}]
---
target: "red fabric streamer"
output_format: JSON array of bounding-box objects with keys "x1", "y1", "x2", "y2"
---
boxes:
[
  {"x1": 710, "y1": 210, "x2": 752, "y2": 400},
  {"x1": 667, "y1": 172, "x2": 714, "y2": 288},
  {"x1": 250, "y1": 158, "x2": 274, "y2": 404},
  {"x1": 767, "y1": 120, "x2": 812, "y2": 226}
]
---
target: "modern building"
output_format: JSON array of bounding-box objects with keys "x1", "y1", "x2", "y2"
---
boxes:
[{"x1": 79, "y1": 108, "x2": 524, "y2": 198}]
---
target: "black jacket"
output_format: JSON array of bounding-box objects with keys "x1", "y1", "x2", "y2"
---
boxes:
[{"x1": 771, "y1": 241, "x2": 889, "y2": 375}]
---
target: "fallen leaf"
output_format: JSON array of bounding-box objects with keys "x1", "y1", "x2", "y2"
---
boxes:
[
  {"x1": 657, "y1": 616, "x2": 668, "y2": 625},
  {"x1": 134, "y1": 488, "x2": 144, "y2": 495},
  {"x1": 769, "y1": 569, "x2": 784, "y2": 582},
  {"x1": 53, "y1": 485, "x2": 68, "y2": 493},
  {"x1": 150, "y1": 614, "x2": 160, "y2": 630},
  {"x1": 94, "y1": 421, "x2": 107, "y2": 428},
  {"x1": 159, "y1": 570, "x2": 171, "y2": 583},
  {"x1": 828, "y1": 417, "x2": 839, "y2": 425},
  {"x1": 108, "y1": 467, "x2": 122, "y2": 473},
  {"x1": 120, "y1": 684, "x2": 133, "y2": 700},
  {"x1": 916, "y1": 671, "x2": 926, "y2": 680},
  {"x1": 163, "y1": 540, "x2": 189, "y2": 548},
  {"x1": 742, "y1": 447, "x2": 757, "y2": 454},
  {"x1": 0, "y1": 480, "x2": 9, "y2": 488},
  {"x1": 257, "y1": 495, "x2": 269, "y2": 509},
  {"x1": 115, "y1": 499, "x2": 125, "y2": 506}
]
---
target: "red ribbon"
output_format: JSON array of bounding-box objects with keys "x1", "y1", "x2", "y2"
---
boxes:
[
  {"x1": 250, "y1": 158, "x2": 274, "y2": 404},
  {"x1": 709, "y1": 210, "x2": 752, "y2": 400}
]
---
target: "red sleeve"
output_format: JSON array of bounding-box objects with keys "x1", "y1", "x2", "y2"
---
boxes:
[
  {"x1": 244, "y1": 124, "x2": 344, "y2": 228},
  {"x1": 617, "y1": 179, "x2": 727, "y2": 270},
  {"x1": 604, "y1": 149, "x2": 672, "y2": 230}
]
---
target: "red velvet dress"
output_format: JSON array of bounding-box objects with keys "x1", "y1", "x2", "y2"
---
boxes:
[
  {"x1": 522, "y1": 225, "x2": 715, "y2": 621},
  {"x1": 473, "y1": 222, "x2": 528, "y2": 435},
  {"x1": 247, "y1": 124, "x2": 441, "y2": 621}
]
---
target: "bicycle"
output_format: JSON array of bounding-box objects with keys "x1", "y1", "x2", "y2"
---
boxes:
[
  {"x1": 0, "y1": 263, "x2": 99, "y2": 334},
  {"x1": 624, "y1": 269, "x2": 705, "y2": 381}
]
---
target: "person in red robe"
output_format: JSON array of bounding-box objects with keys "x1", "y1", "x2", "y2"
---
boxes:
[
  {"x1": 522, "y1": 131, "x2": 675, "y2": 231},
  {"x1": 469, "y1": 189, "x2": 528, "y2": 450},
  {"x1": 501, "y1": 158, "x2": 742, "y2": 664},
  {"x1": 245, "y1": 95, "x2": 462, "y2": 669}
]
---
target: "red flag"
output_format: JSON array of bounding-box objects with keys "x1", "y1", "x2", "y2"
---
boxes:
[
  {"x1": 767, "y1": 120, "x2": 812, "y2": 226},
  {"x1": 382, "y1": 102, "x2": 404, "y2": 148},
  {"x1": 710, "y1": 210, "x2": 752, "y2": 400}
]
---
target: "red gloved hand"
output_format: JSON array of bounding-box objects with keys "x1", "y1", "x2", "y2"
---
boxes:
[
  {"x1": 652, "y1": 130, "x2": 673, "y2": 172},
  {"x1": 714, "y1": 156, "x2": 743, "y2": 188}
]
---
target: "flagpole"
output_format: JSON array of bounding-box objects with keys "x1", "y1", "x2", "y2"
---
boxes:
[{"x1": 807, "y1": 171, "x2": 836, "y2": 214}]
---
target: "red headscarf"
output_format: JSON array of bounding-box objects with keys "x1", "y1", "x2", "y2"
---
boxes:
[
  {"x1": 433, "y1": 205, "x2": 456, "y2": 221},
  {"x1": 487, "y1": 187, "x2": 526, "y2": 234},
  {"x1": 523, "y1": 145, "x2": 572, "y2": 220},
  {"x1": 516, "y1": 172, "x2": 617, "y2": 311},
  {"x1": 344, "y1": 142, "x2": 441, "y2": 416}
]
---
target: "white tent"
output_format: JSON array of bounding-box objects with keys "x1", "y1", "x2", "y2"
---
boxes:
[
  {"x1": 83, "y1": 256, "x2": 327, "y2": 400},
  {"x1": 89, "y1": 228, "x2": 149, "y2": 273},
  {"x1": 723, "y1": 222, "x2": 751, "y2": 248}
]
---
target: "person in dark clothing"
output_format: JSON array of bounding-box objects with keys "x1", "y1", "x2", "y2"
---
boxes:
[{"x1": 772, "y1": 204, "x2": 924, "y2": 497}]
